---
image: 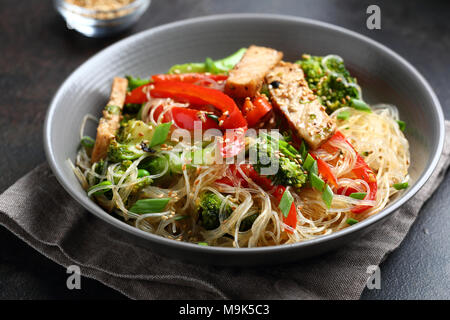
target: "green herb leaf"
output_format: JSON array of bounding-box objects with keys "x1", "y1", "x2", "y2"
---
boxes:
[
  {"x1": 150, "y1": 122, "x2": 172, "y2": 147},
  {"x1": 310, "y1": 172, "x2": 325, "y2": 191},
  {"x1": 350, "y1": 98, "x2": 372, "y2": 112},
  {"x1": 322, "y1": 184, "x2": 333, "y2": 208},
  {"x1": 81, "y1": 136, "x2": 95, "y2": 148},
  {"x1": 337, "y1": 110, "x2": 351, "y2": 120},
  {"x1": 397, "y1": 120, "x2": 406, "y2": 131},
  {"x1": 393, "y1": 182, "x2": 409, "y2": 190},
  {"x1": 346, "y1": 218, "x2": 359, "y2": 225},
  {"x1": 87, "y1": 180, "x2": 112, "y2": 196},
  {"x1": 279, "y1": 189, "x2": 294, "y2": 218},
  {"x1": 198, "y1": 242, "x2": 209, "y2": 246},
  {"x1": 129, "y1": 198, "x2": 170, "y2": 214},
  {"x1": 349, "y1": 192, "x2": 367, "y2": 200}
]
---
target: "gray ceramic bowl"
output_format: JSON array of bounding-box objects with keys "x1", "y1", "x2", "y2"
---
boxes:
[{"x1": 44, "y1": 14, "x2": 445, "y2": 266}]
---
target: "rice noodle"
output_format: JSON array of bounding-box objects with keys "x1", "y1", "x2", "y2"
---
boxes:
[{"x1": 72, "y1": 99, "x2": 409, "y2": 247}]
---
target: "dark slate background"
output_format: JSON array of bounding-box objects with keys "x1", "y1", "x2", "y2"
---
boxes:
[{"x1": 0, "y1": 0, "x2": 449, "y2": 299}]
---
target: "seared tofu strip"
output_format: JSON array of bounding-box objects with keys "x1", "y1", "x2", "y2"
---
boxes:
[
  {"x1": 266, "y1": 62, "x2": 336, "y2": 149},
  {"x1": 91, "y1": 77, "x2": 128, "y2": 163},
  {"x1": 225, "y1": 45, "x2": 283, "y2": 99}
]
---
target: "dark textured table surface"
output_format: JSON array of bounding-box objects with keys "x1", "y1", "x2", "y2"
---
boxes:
[{"x1": 0, "y1": 0, "x2": 449, "y2": 299}]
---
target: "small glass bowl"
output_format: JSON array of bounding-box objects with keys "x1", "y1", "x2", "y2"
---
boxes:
[{"x1": 54, "y1": 0, "x2": 151, "y2": 38}]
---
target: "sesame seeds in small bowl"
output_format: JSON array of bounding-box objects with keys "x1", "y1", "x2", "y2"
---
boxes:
[{"x1": 54, "y1": 0, "x2": 151, "y2": 38}]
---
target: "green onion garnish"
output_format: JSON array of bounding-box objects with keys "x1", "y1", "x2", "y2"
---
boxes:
[
  {"x1": 303, "y1": 153, "x2": 315, "y2": 171},
  {"x1": 125, "y1": 76, "x2": 151, "y2": 91},
  {"x1": 310, "y1": 160, "x2": 318, "y2": 176},
  {"x1": 81, "y1": 136, "x2": 95, "y2": 148},
  {"x1": 150, "y1": 122, "x2": 172, "y2": 147},
  {"x1": 198, "y1": 242, "x2": 209, "y2": 246},
  {"x1": 279, "y1": 189, "x2": 294, "y2": 218},
  {"x1": 397, "y1": 120, "x2": 406, "y2": 131},
  {"x1": 346, "y1": 218, "x2": 359, "y2": 225},
  {"x1": 393, "y1": 182, "x2": 409, "y2": 190},
  {"x1": 129, "y1": 198, "x2": 170, "y2": 214},
  {"x1": 299, "y1": 141, "x2": 308, "y2": 160},
  {"x1": 174, "y1": 215, "x2": 189, "y2": 221},
  {"x1": 322, "y1": 185, "x2": 333, "y2": 209},
  {"x1": 87, "y1": 180, "x2": 112, "y2": 196},
  {"x1": 137, "y1": 169, "x2": 150, "y2": 178},
  {"x1": 349, "y1": 192, "x2": 367, "y2": 200},
  {"x1": 337, "y1": 110, "x2": 351, "y2": 120},
  {"x1": 206, "y1": 114, "x2": 220, "y2": 123},
  {"x1": 350, "y1": 98, "x2": 372, "y2": 112},
  {"x1": 310, "y1": 172, "x2": 325, "y2": 191}
]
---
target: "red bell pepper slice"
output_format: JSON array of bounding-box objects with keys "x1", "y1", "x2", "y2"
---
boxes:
[
  {"x1": 216, "y1": 164, "x2": 273, "y2": 191},
  {"x1": 125, "y1": 83, "x2": 152, "y2": 104},
  {"x1": 170, "y1": 107, "x2": 220, "y2": 130},
  {"x1": 150, "y1": 81, "x2": 247, "y2": 130},
  {"x1": 152, "y1": 73, "x2": 228, "y2": 86},
  {"x1": 216, "y1": 165, "x2": 297, "y2": 233},
  {"x1": 310, "y1": 153, "x2": 338, "y2": 188},
  {"x1": 273, "y1": 186, "x2": 297, "y2": 234},
  {"x1": 320, "y1": 131, "x2": 377, "y2": 213},
  {"x1": 242, "y1": 95, "x2": 273, "y2": 127}
]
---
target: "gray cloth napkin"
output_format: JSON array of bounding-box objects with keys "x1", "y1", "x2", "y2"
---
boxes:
[{"x1": 1, "y1": 122, "x2": 449, "y2": 300}]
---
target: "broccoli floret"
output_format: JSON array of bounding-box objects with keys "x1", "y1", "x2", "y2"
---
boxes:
[
  {"x1": 197, "y1": 192, "x2": 233, "y2": 230},
  {"x1": 123, "y1": 103, "x2": 142, "y2": 115},
  {"x1": 252, "y1": 134, "x2": 307, "y2": 189},
  {"x1": 239, "y1": 213, "x2": 258, "y2": 232},
  {"x1": 197, "y1": 192, "x2": 259, "y2": 231},
  {"x1": 138, "y1": 154, "x2": 182, "y2": 183},
  {"x1": 296, "y1": 54, "x2": 360, "y2": 113},
  {"x1": 107, "y1": 120, "x2": 156, "y2": 162}
]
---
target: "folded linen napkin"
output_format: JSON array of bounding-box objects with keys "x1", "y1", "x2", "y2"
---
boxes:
[{"x1": 0, "y1": 121, "x2": 449, "y2": 299}]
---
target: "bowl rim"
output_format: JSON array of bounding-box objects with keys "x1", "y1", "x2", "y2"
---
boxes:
[{"x1": 44, "y1": 13, "x2": 445, "y2": 256}]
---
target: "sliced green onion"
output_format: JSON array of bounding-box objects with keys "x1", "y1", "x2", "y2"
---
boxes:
[
  {"x1": 310, "y1": 172, "x2": 325, "y2": 191},
  {"x1": 105, "y1": 104, "x2": 120, "y2": 114},
  {"x1": 349, "y1": 192, "x2": 367, "y2": 200},
  {"x1": 346, "y1": 218, "x2": 359, "y2": 225},
  {"x1": 310, "y1": 160, "x2": 318, "y2": 176},
  {"x1": 393, "y1": 182, "x2": 409, "y2": 190},
  {"x1": 88, "y1": 180, "x2": 112, "y2": 196},
  {"x1": 174, "y1": 215, "x2": 189, "y2": 221},
  {"x1": 125, "y1": 75, "x2": 150, "y2": 91},
  {"x1": 150, "y1": 122, "x2": 172, "y2": 147},
  {"x1": 299, "y1": 141, "x2": 308, "y2": 160},
  {"x1": 137, "y1": 169, "x2": 150, "y2": 178},
  {"x1": 322, "y1": 184, "x2": 333, "y2": 209},
  {"x1": 350, "y1": 98, "x2": 372, "y2": 112},
  {"x1": 303, "y1": 153, "x2": 315, "y2": 171},
  {"x1": 81, "y1": 136, "x2": 95, "y2": 148},
  {"x1": 337, "y1": 110, "x2": 351, "y2": 120},
  {"x1": 198, "y1": 242, "x2": 209, "y2": 246},
  {"x1": 279, "y1": 189, "x2": 294, "y2": 218},
  {"x1": 206, "y1": 114, "x2": 220, "y2": 123},
  {"x1": 129, "y1": 198, "x2": 170, "y2": 214},
  {"x1": 397, "y1": 120, "x2": 406, "y2": 131}
]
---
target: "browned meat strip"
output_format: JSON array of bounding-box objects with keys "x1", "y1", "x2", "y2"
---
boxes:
[
  {"x1": 91, "y1": 77, "x2": 128, "y2": 163},
  {"x1": 225, "y1": 45, "x2": 283, "y2": 99},
  {"x1": 266, "y1": 62, "x2": 336, "y2": 149}
]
